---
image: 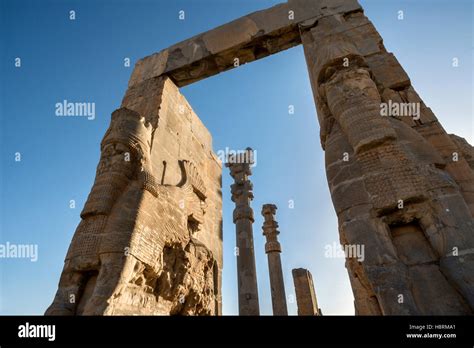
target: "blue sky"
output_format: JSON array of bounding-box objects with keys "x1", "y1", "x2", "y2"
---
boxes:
[{"x1": 0, "y1": 0, "x2": 472, "y2": 315}]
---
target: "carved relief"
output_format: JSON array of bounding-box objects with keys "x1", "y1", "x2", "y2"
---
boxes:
[
  {"x1": 304, "y1": 16, "x2": 474, "y2": 314},
  {"x1": 178, "y1": 160, "x2": 208, "y2": 234},
  {"x1": 47, "y1": 103, "x2": 221, "y2": 316}
]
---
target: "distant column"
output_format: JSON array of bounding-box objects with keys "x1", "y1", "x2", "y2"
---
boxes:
[
  {"x1": 226, "y1": 148, "x2": 259, "y2": 315},
  {"x1": 262, "y1": 204, "x2": 288, "y2": 315},
  {"x1": 292, "y1": 268, "x2": 321, "y2": 316}
]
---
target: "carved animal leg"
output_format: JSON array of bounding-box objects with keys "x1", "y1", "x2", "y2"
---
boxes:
[
  {"x1": 80, "y1": 253, "x2": 134, "y2": 315},
  {"x1": 45, "y1": 270, "x2": 84, "y2": 315}
]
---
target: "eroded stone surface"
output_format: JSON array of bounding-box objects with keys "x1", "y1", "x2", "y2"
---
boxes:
[
  {"x1": 227, "y1": 150, "x2": 260, "y2": 315},
  {"x1": 301, "y1": 9, "x2": 474, "y2": 315},
  {"x1": 292, "y1": 268, "x2": 321, "y2": 316},
  {"x1": 128, "y1": 0, "x2": 361, "y2": 87},
  {"x1": 47, "y1": 0, "x2": 474, "y2": 316},
  {"x1": 46, "y1": 77, "x2": 222, "y2": 315},
  {"x1": 262, "y1": 204, "x2": 288, "y2": 315}
]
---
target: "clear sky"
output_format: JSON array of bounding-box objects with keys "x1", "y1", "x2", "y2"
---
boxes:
[{"x1": 0, "y1": 0, "x2": 472, "y2": 315}]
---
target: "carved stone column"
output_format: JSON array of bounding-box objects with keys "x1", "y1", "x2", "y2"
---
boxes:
[
  {"x1": 46, "y1": 77, "x2": 223, "y2": 316},
  {"x1": 292, "y1": 268, "x2": 321, "y2": 316},
  {"x1": 261, "y1": 204, "x2": 288, "y2": 315},
  {"x1": 226, "y1": 148, "x2": 260, "y2": 315},
  {"x1": 299, "y1": 9, "x2": 474, "y2": 314}
]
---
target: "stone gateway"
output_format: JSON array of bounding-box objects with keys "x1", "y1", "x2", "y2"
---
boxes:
[{"x1": 47, "y1": 0, "x2": 474, "y2": 315}]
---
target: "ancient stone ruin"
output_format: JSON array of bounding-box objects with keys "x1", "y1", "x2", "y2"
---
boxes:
[
  {"x1": 292, "y1": 268, "x2": 322, "y2": 316},
  {"x1": 262, "y1": 204, "x2": 288, "y2": 316},
  {"x1": 47, "y1": 0, "x2": 474, "y2": 315},
  {"x1": 227, "y1": 149, "x2": 260, "y2": 315},
  {"x1": 46, "y1": 79, "x2": 223, "y2": 315}
]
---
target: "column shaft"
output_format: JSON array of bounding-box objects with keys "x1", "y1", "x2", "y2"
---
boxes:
[{"x1": 227, "y1": 149, "x2": 260, "y2": 315}]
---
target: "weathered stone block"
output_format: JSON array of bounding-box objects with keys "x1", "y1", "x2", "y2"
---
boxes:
[
  {"x1": 292, "y1": 268, "x2": 321, "y2": 316},
  {"x1": 365, "y1": 52, "x2": 410, "y2": 89},
  {"x1": 47, "y1": 77, "x2": 222, "y2": 316}
]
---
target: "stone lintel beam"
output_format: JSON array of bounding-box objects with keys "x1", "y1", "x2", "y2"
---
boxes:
[{"x1": 128, "y1": 0, "x2": 361, "y2": 87}]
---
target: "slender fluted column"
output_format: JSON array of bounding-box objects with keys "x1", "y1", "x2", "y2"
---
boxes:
[
  {"x1": 292, "y1": 268, "x2": 321, "y2": 316},
  {"x1": 262, "y1": 204, "x2": 288, "y2": 315},
  {"x1": 226, "y1": 148, "x2": 259, "y2": 315}
]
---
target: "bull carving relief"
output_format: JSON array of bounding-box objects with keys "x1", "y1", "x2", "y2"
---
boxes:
[{"x1": 46, "y1": 107, "x2": 219, "y2": 316}]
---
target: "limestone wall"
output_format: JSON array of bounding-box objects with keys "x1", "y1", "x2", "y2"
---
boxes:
[
  {"x1": 46, "y1": 76, "x2": 222, "y2": 316},
  {"x1": 300, "y1": 9, "x2": 474, "y2": 315}
]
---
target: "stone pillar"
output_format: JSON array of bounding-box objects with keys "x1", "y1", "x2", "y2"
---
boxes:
[
  {"x1": 46, "y1": 77, "x2": 223, "y2": 316},
  {"x1": 299, "y1": 5, "x2": 474, "y2": 314},
  {"x1": 292, "y1": 268, "x2": 321, "y2": 316},
  {"x1": 261, "y1": 204, "x2": 288, "y2": 316},
  {"x1": 226, "y1": 148, "x2": 260, "y2": 315}
]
